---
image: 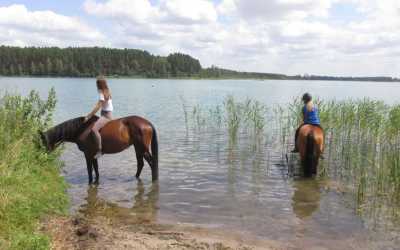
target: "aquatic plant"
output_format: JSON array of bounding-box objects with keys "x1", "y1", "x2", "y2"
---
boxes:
[
  {"x1": 179, "y1": 95, "x2": 189, "y2": 133},
  {"x1": 279, "y1": 97, "x2": 400, "y2": 225},
  {"x1": 181, "y1": 95, "x2": 267, "y2": 146},
  {"x1": 183, "y1": 95, "x2": 400, "y2": 229}
]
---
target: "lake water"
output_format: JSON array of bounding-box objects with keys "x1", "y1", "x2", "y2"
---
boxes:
[{"x1": 1, "y1": 77, "x2": 399, "y2": 249}]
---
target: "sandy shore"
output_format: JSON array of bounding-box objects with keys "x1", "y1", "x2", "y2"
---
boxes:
[{"x1": 42, "y1": 216, "x2": 282, "y2": 250}]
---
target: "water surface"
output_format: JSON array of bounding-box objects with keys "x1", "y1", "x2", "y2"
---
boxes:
[{"x1": 1, "y1": 77, "x2": 399, "y2": 249}]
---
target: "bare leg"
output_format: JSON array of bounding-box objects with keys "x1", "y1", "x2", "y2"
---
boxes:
[
  {"x1": 92, "y1": 129, "x2": 102, "y2": 153},
  {"x1": 292, "y1": 124, "x2": 304, "y2": 153},
  {"x1": 91, "y1": 116, "x2": 111, "y2": 158}
]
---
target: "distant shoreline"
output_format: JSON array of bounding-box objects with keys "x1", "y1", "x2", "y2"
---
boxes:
[
  {"x1": 1, "y1": 74, "x2": 399, "y2": 82},
  {"x1": 1, "y1": 46, "x2": 398, "y2": 83}
]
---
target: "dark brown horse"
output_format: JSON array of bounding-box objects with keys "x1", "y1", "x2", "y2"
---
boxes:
[
  {"x1": 40, "y1": 115, "x2": 158, "y2": 184},
  {"x1": 297, "y1": 124, "x2": 324, "y2": 177}
]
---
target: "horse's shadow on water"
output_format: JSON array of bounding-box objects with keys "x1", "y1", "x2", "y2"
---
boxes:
[
  {"x1": 285, "y1": 153, "x2": 322, "y2": 219},
  {"x1": 291, "y1": 179, "x2": 322, "y2": 219},
  {"x1": 79, "y1": 180, "x2": 160, "y2": 224}
]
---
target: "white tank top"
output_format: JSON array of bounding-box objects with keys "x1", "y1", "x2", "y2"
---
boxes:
[{"x1": 99, "y1": 93, "x2": 113, "y2": 112}]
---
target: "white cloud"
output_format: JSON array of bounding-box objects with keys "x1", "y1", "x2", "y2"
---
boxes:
[
  {"x1": 160, "y1": 0, "x2": 217, "y2": 23},
  {"x1": 84, "y1": 0, "x2": 217, "y2": 24},
  {"x1": 83, "y1": 0, "x2": 158, "y2": 23},
  {"x1": 0, "y1": 4, "x2": 105, "y2": 47},
  {"x1": 217, "y1": 0, "x2": 334, "y2": 21},
  {"x1": 0, "y1": 1, "x2": 399, "y2": 77},
  {"x1": 79, "y1": 0, "x2": 400, "y2": 76}
]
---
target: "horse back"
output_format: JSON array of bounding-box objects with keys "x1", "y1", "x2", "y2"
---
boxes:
[
  {"x1": 100, "y1": 116, "x2": 153, "y2": 153},
  {"x1": 298, "y1": 124, "x2": 324, "y2": 157}
]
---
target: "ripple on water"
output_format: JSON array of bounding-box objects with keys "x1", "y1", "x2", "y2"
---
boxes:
[{"x1": 22, "y1": 78, "x2": 393, "y2": 250}]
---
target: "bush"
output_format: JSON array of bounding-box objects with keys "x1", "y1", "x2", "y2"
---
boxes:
[{"x1": 0, "y1": 89, "x2": 68, "y2": 250}]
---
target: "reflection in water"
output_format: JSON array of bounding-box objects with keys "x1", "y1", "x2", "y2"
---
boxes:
[
  {"x1": 79, "y1": 181, "x2": 159, "y2": 224},
  {"x1": 28, "y1": 77, "x2": 399, "y2": 249},
  {"x1": 291, "y1": 179, "x2": 321, "y2": 219}
]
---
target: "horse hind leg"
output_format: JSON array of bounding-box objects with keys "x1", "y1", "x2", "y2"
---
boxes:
[
  {"x1": 144, "y1": 151, "x2": 153, "y2": 169},
  {"x1": 135, "y1": 150, "x2": 145, "y2": 179},
  {"x1": 312, "y1": 152, "x2": 319, "y2": 176},
  {"x1": 144, "y1": 151, "x2": 158, "y2": 181}
]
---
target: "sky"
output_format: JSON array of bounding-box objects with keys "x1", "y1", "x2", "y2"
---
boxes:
[{"x1": 0, "y1": 0, "x2": 399, "y2": 77}]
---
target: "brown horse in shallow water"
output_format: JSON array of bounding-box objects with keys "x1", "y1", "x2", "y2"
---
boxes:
[
  {"x1": 297, "y1": 124, "x2": 324, "y2": 177},
  {"x1": 40, "y1": 115, "x2": 158, "y2": 184}
]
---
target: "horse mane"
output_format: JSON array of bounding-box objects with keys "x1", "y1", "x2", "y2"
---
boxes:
[{"x1": 44, "y1": 116, "x2": 98, "y2": 149}]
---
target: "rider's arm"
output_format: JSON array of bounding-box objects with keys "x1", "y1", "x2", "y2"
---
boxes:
[{"x1": 84, "y1": 101, "x2": 103, "y2": 122}]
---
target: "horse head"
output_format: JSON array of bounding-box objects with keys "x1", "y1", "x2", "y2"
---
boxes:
[{"x1": 39, "y1": 116, "x2": 92, "y2": 152}]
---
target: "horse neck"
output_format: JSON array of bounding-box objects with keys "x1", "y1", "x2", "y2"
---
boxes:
[{"x1": 46, "y1": 118, "x2": 84, "y2": 145}]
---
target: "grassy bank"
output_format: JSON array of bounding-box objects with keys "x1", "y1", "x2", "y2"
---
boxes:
[{"x1": 0, "y1": 89, "x2": 68, "y2": 249}]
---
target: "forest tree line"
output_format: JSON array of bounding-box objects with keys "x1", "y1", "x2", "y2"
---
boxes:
[
  {"x1": 0, "y1": 46, "x2": 398, "y2": 82},
  {"x1": 0, "y1": 46, "x2": 201, "y2": 77}
]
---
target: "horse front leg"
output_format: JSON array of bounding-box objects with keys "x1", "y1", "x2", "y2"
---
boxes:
[
  {"x1": 85, "y1": 154, "x2": 94, "y2": 185},
  {"x1": 93, "y1": 158, "x2": 100, "y2": 185}
]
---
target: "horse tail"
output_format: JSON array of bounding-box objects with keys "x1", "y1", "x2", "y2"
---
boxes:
[
  {"x1": 304, "y1": 132, "x2": 315, "y2": 177},
  {"x1": 150, "y1": 123, "x2": 158, "y2": 181}
]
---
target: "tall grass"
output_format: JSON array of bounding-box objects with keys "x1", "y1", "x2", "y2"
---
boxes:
[
  {"x1": 279, "y1": 97, "x2": 400, "y2": 225},
  {"x1": 0, "y1": 89, "x2": 68, "y2": 250},
  {"x1": 182, "y1": 95, "x2": 400, "y2": 228},
  {"x1": 181, "y1": 95, "x2": 267, "y2": 148}
]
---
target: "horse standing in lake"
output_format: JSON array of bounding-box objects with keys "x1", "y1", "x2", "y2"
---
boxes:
[
  {"x1": 40, "y1": 115, "x2": 158, "y2": 184},
  {"x1": 297, "y1": 124, "x2": 324, "y2": 177}
]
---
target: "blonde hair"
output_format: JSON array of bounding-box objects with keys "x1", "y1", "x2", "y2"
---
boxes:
[
  {"x1": 96, "y1": 76, "x2": 111, "y2": 100},
  {"x1": 306, "y1": 100, "x2": 314, "y2": 112}
]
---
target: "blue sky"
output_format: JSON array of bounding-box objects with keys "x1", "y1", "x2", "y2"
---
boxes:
[
  {"x1": 0, "y1": 0, "x2": 399, "y2": 77},
  {"x1": 0, "y1": 0, "x2": 83, "y2": 14}
]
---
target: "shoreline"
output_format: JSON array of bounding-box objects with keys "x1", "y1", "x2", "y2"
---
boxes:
[
  {"x1": 42, "y1": 215, "x2": 281, "y2": 250},
  {"x1": 0, "y1": 75, "x2": 399, "y2": 83}
]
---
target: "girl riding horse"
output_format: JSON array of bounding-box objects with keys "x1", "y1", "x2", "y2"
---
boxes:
[
  {"x1": 292, "y1": 93, "x2": 324, "y2": 176},
  {"x1": 84, "y1": 76, "x2": 113, "y2": 159},
  {"x1": 292, "y1": 93, "x2": 322, "y2": 153}
]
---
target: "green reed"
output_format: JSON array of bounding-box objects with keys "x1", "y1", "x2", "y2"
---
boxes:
[
  {"x1": 181, "y1": 96, "x2": 267, "y2": 147},
  {"x1": 279, "y1": 97, "x2": 400, "y2": 224},
  {"x1": 181, "y1": 95, "x2": 400, "y2": 227},
  {"x1": 179, "y1": 95, "x2": 189, "y2": 133}
]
